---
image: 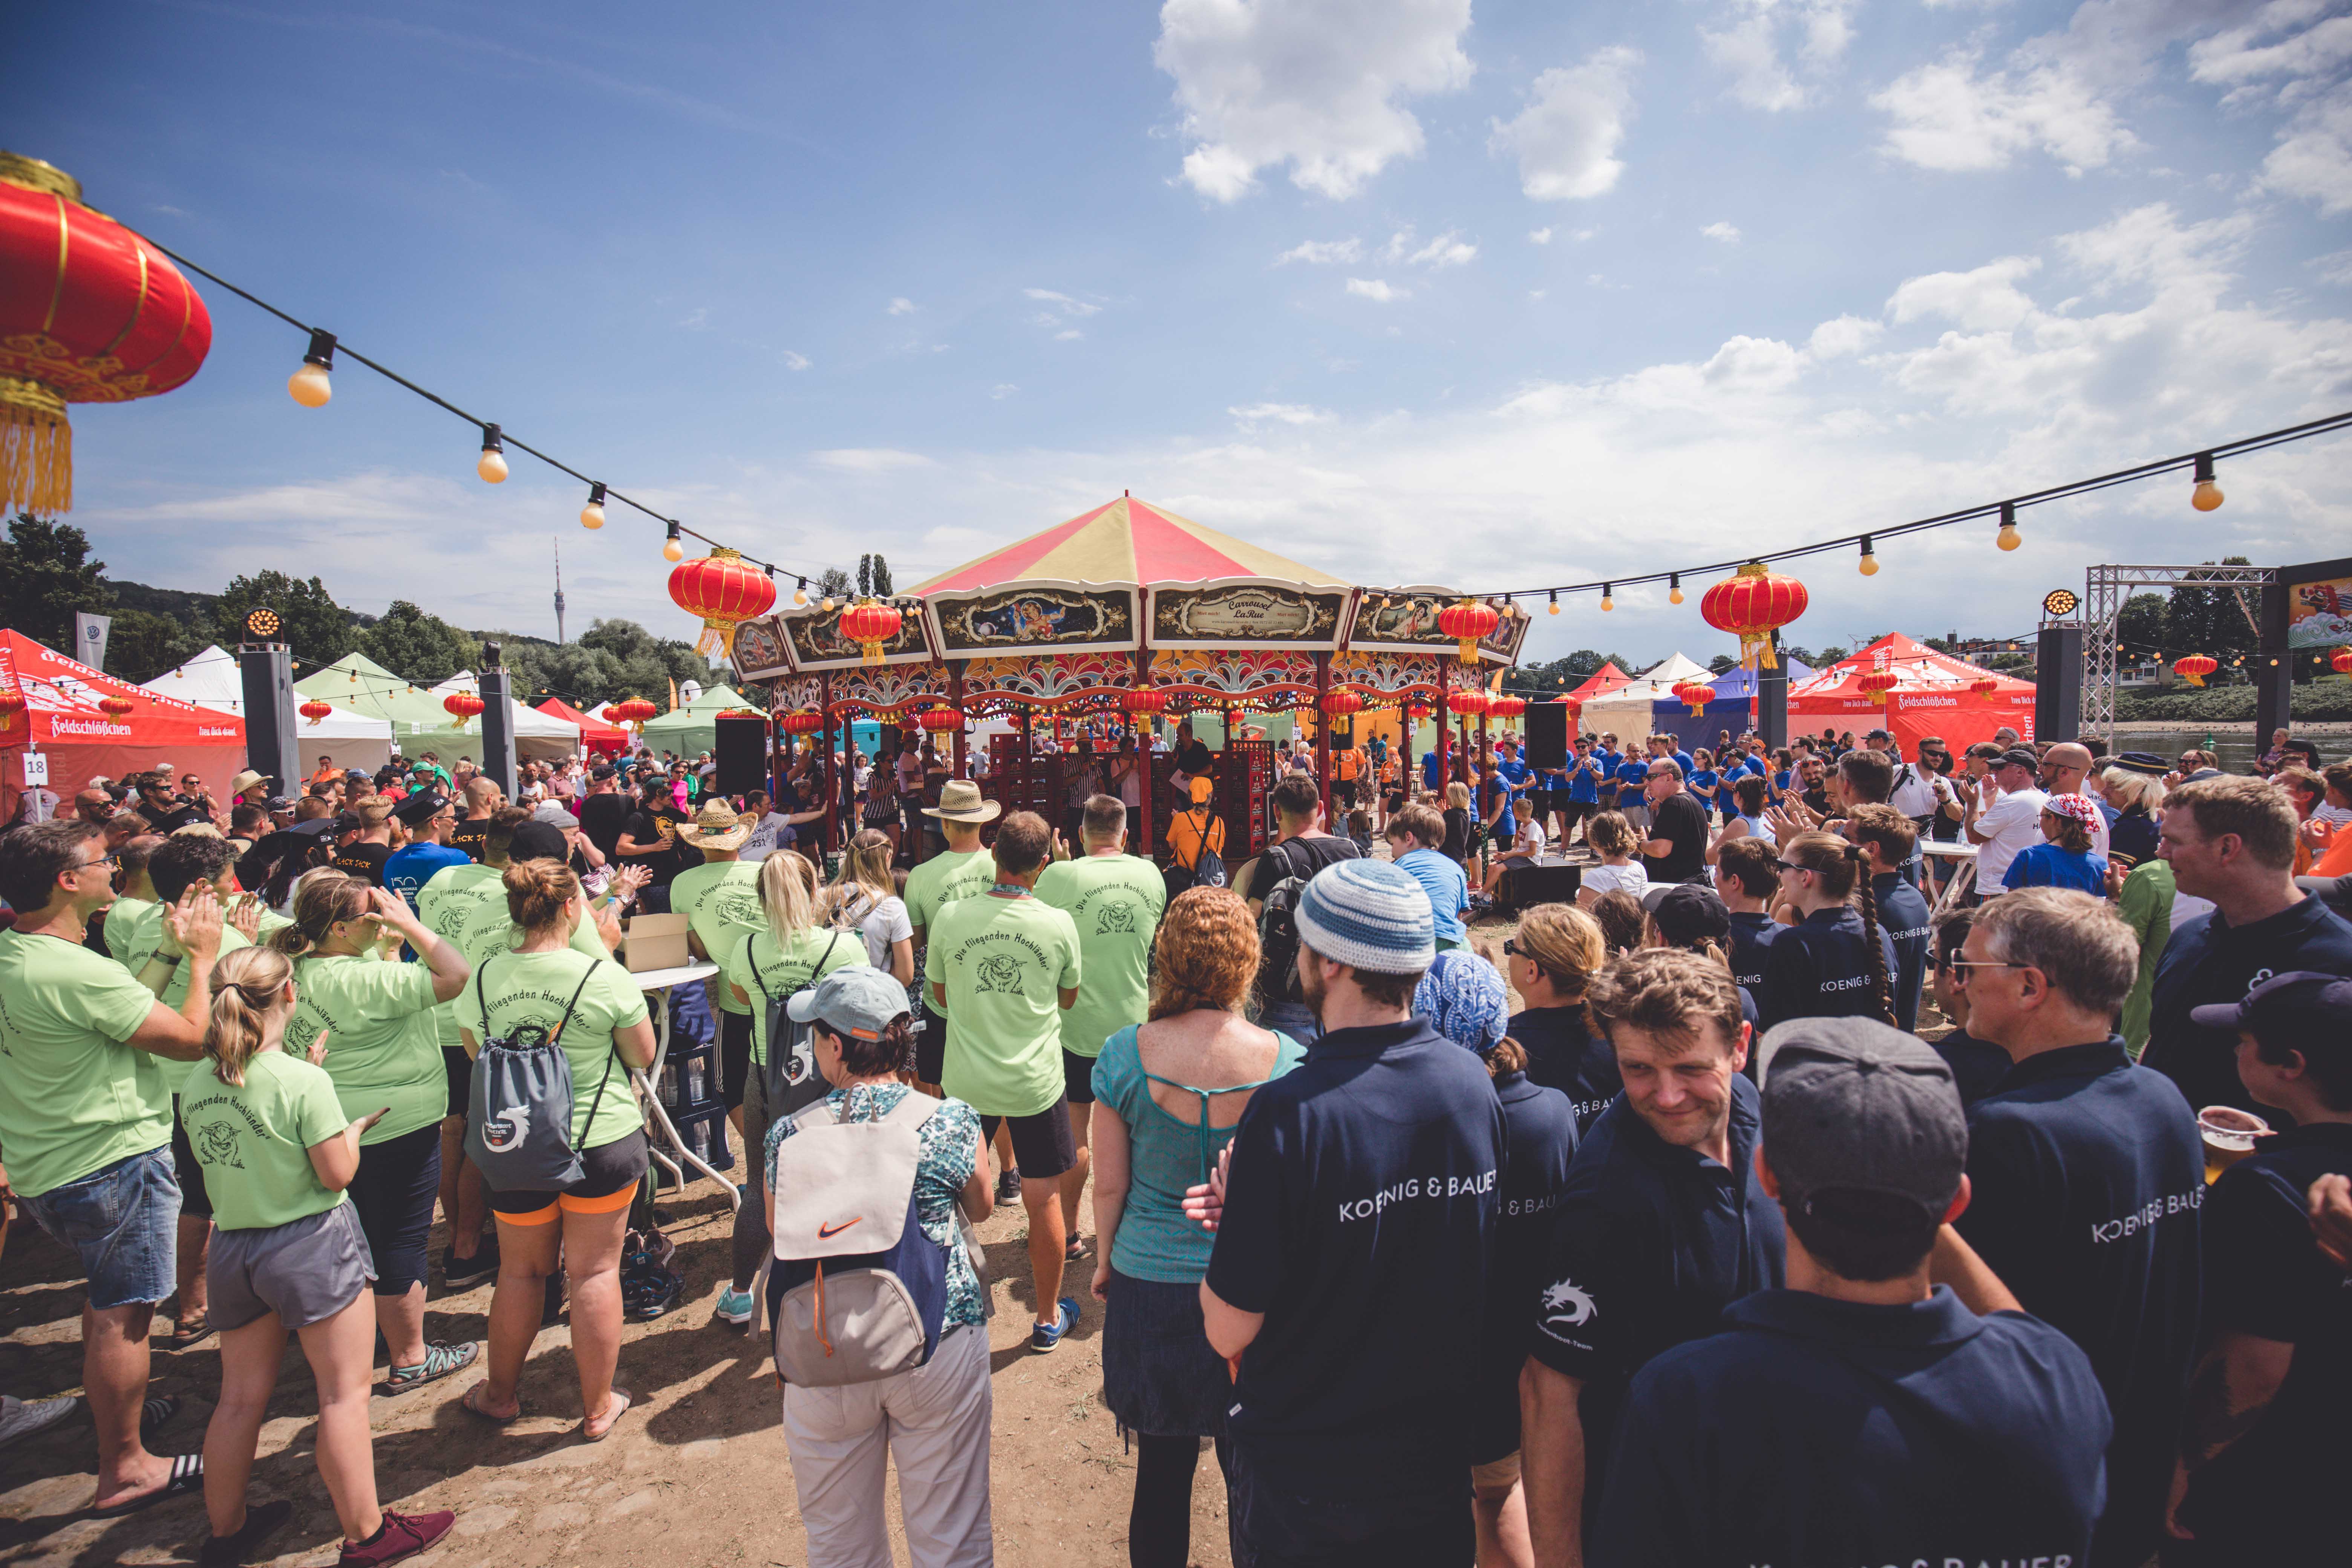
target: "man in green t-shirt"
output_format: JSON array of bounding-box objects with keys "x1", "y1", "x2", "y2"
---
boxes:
[
  {"x1": 906, "y1": 779, "x2": 1005, "y2": 1096},
  {"x1": 925, "y1": 811, "x2": 1086, "y2": 1352},
  {"x1": 0, "y1": 821, "x2": 223, "y2": 1514},
  {"x1": 99, "y1": 833, "x2": 165, "y2": 964},
  {"x1": 1035, "y1": 793, "x2": 1166, "y2": 1254},
  {"x1": 670, "y1": 799, "x2": 765, "y2": 1131}
]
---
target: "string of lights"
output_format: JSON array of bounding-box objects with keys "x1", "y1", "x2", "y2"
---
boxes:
[{"x1": 146, "y1": 241, "x2": 847, "y2": 605}]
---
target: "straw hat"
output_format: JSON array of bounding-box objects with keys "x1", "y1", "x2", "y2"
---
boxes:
[
  {"x1": 920, "y1": 779, "x2": 1002, "y2": 822},
  {"x1": 677, "y1": 799, "x2": 753, "y2": 851}
]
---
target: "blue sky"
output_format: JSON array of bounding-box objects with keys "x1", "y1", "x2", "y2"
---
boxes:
[{"x1": 20, "y1": 0, "x2": 2352, "y2": 668}]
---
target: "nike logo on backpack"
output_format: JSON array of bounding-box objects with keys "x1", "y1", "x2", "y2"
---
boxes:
[{"x1": 817, "y1": 1218, "x2": 862, "y2": 1238}]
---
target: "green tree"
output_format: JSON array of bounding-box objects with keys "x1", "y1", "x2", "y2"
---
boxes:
[
  {"x1": 105, "y1": 607, "x2": 205, "y2": 685},
  {"x1": 816, "y1": 567, "x2": 853, "y2": 603},
  {"x1": 2164, "y1": 558, "x2": 2259, "y2": 684},
  {"x1": 1707, "y1": 653, "x2": 1737, "y2": 675},
  {"x1": 0, "y1": 513, "x2": 109, "y2": 651},
  {"x1": 857, "y1": 553, "x2": 894, "y2": 597},
  {"x1": 213, "y1": 571, "x2": 355, "y2": 666},
  {"x1": 1814, "y1": 646, "x2": 1850, "y2": 667},
  {"x1": 2115, "y1": 593, "x2": 2168, "y2": 658},
  {"x1": 359, "y1": 600, "x2": 481, "y2": 685}
]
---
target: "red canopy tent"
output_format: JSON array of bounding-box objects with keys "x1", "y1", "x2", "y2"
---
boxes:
[
  {"x1": 536, "y1": 697, "x2": 627, "y2": 756},
  {"x1": 2, "y1": 629, "x2": 246, "y2": 820},
  {"x1": 1565, "y1": 662, "x2": 1631, "y2": 704},
  {"x1": 1788, "y1": 634, "x2": 2035, "y2": 751}
]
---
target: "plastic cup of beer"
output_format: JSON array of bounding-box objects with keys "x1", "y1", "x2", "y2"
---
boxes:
[{"x1": 2198, "y1": 1106, "x2": 2269, "y2": 1184}]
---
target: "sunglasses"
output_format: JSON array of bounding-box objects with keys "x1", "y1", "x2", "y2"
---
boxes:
[{"x1": 1946, "y1": 959, "x2": 2031, "y2": 975}]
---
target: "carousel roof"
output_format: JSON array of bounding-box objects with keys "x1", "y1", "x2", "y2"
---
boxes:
[{"x1": 910, "y1": 495, "x2": 1348, "y2": 595}]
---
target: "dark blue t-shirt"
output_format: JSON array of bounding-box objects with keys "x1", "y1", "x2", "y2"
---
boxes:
[
  {"x1": 1870, "y1": 871, "x2": 1933, "y2": 1034},
  {"x1": 1592, "y1": 750, "x2": 1622, "y2": 802},
  {"x1": 2201, "y1": 1121, "x2": 2352, "y2": 1346},
  {"x1": 1955, "y1": 1038, "x2": 2203, "y2": 1568},
  {"x1": 1206, "y1": 1018, "x2": 1503, "y2": 1479},
  {"x1": 2002, "y1": 841, "x2": 2109, "y2": 894},
  {"x1": 1421, "y1": 749, "x2": 1445, "y2": 792},
  {"x1": 1724, "y1": 911, "x2": 1778, "y2": 995},
  {"x1": 1477, "y1": 1071, "x2": 1580, "y2": 1463},
  {"x1": 2145, "y1": 893, "x2": 2352, "y2": 1118},
  {"x1": 1510, "y1": 1004, "x2": 1620, "y2": 1132},
  {"x1": 1754, "y1": 906, "x2": 1899, "y2": 1037},
  {"x1": 1568, "y1": 754, "x2": 1600, "y2": 804},
  {"x1": 1528, "y1": 1073, "x2": 1785, "y2": 1516},
  {"x1": 1596, "y1": 1288, "x2": 2109, "y2": 1568},
  {"x1": 1931, "y1": 1027, "x2": 2012, "y2": 1108}
]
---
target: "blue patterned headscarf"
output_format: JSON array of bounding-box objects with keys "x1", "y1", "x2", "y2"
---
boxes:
[{"x1": 1414, "y1": 951, "x2": 1510, "y2": 1053}]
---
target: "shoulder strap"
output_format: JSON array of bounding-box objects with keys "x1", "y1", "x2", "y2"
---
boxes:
[{"x1": 568, "y1": 960, "x2": 621, "y2": 1153}]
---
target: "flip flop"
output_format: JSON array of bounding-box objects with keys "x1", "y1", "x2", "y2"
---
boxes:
[
  {"x1": 458, "y1": 1383, "x2": 520, "y2": 1425},
  {"x1": 579, "y1": 1389, "x2": 632, "y2": 1443},
  {"x1": 89, "y1": 1452, "x2": 202, "y2": 1517},
  {"x1": 166, "y1": 1313, "x2": 214, "y2": 1349},
  {"x1": 139, "y1": 1395, "x2": 180, "y2": 1436}
]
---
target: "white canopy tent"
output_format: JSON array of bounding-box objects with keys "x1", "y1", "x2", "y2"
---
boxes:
[
  {"x1": 1579, "y1": 653, "x2": 1716, "y2": 742},
  {"x1": 422, "y1": 671, "x2": 583, "y2": 761},
  {"x1": 145, "y1": 646, "x2": 395, "y2": 773}
]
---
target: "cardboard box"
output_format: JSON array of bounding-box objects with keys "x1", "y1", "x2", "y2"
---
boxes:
[{"x1": 621, "y1": 912, "x2": 692, "y2": 974}]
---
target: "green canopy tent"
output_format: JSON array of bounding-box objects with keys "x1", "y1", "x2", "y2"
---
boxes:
[{"x1": 639, "y1": 684, "x2": 753, "y2": 759}]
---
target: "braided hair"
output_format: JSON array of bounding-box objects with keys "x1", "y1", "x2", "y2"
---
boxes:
[{"x1": 1781, "y1": 831, "x2": 1896, "y2": 1027}]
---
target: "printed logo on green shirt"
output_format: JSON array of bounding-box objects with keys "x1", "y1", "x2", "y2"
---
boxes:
[
  {"x1": 193, "y1": 1118, "x2": 247, "y2": 1168},
  {"x1": 975, "y1": 954, "x2": 1024, "y2": 993},
  {"x1": 1093, "y1": 900, "x2": 1138, "y2": 935}
]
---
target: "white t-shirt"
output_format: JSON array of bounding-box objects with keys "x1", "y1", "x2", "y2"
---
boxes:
[
  {"x1": 840, "y1": 890, "x2": 913, "y2": 972},
  {"x1": 1507, "y1": 818, "x2": 1547, "y2": 860},
  {"x1": 1885, "y1": 762, "x2": 1950, "y2": 820},
  {"x1": 1116, "y1": 761, "x2": 1142, "y2": 808},
  {"x1": 1583, "y1": 860, "x2": 1648, "y2": 902},
  {"x1": 740, "y1": 812, "x2": 797, "y2": 861},
  {"x1": 1972, "y1": 786, "x2": 2048, "y2": 890}
]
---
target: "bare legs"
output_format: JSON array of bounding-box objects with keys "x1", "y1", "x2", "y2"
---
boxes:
[
  {"x1": 436, "y1": 1119, "x2": 488, "y2": 1262},
  {"x1": 472, "y1": 1206, "x2": 631, "y2": 1434},
  {"x1": 1022, "y1": 1181, "x2": 1066, "y2": 1328},
  {"x1": 1062, "y1": 1101, "x2": 1092, "y2": 1250},
  {"x1": 205, "y1": 1292, "x2": 383, "y2": 1545},
  {"x1": 1472, "y1": 1475, "x2": 1534, "y2": 1568},
  {"x1": 173, "y1": 1215, "x2": 211, "y2": 1328},
  {"x1": 83, "y1": 1302, "x2": 169, "y2": 1511}
]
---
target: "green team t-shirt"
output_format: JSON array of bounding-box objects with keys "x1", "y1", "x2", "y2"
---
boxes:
[
  {"x1": 458, "y1": 949, "x2": 650, "y2": 1150},
  {"x1": 668, "y1": 860, "x2": 765, "y2": 1016},
  {"x1": 724, "y1": 926, "x2": 865, "y2": 1069},
  {"x1": 177, "y1": 1050, "x2": 350, "y2": 1231},
  {"x1": 288, "y1": 953, "x2": 446, "y2": 1144},
  {"x1": 903, "y1": 848, "x2": 997, "y2": 937},
  {"x1": 104, "y1": 896, "x2": 159, "y2": 965},
  {"x1": 423, "y1": 864, "x2": 606, "y2": 1046},
  {"x1": 1035, "y1": 853, "x2": 1166, "y2": 1058},
  {"x1": 123, "y1": 919, "x2": 251, "y2": 1007},
  {"x1": 923, "y1": 894, "x2": 1082, "y2": 1118},
  {"x1": 0, "y1": 929, "x2": 174, "y2": 1197}
]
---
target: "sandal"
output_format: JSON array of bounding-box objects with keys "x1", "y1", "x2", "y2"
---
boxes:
[
  {"x1": 89, "y1": 1452, "x2": 203, "y2": 1517},
  {"x1": 167, "y1": 1312, "x2": 214, "y2": 1349},
  {"x1": 379, "y1": 1340, "x2": 479, "y2": 1395},
  {"x1": 140, "y1": 1395, "x2": 181, "y2": 1436},
  {"x1": 458, "y1": 1383, "x2": 520, "y2": 1425},
  {"x1": 579, "y1": 1389, "x2": 632, "y2": 1443},
  {"x1": 1065, "y1": 1234, "x2": 1086, "y2": 1262}
]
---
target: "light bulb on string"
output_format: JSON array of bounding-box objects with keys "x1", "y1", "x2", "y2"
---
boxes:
[
  {"x1": 580, "y1": 482, "x2": 606, "y2": 530},
  {"x1": 821, "y1": 595, "x2": 836, "y2": 612},
  {"x1": 477, "y1": 423, "x2": 508, "y2": 484},
  {"x1": 288, "y1": 329, "x2": 335, "y2": 408},
  {"x1": 2191, "y1": 452, "x2": 2224, "y2": 512},
  {"x1": 1668, "y1": 573, "x2": 1683, "y2": 606},
  {"x1": 662, "y1": 522, "x2": 684, "y2": 563},
  {"x1": 1547, "y1": 590, "x2": 1559, "y2": 616},
  {"x1": 1601, "y1": 582, "x2": 1614, "y2": 612},
  {"x1": 1995, "y1": 501, "x2": 2021, "y2": 552},
  {"x1": 1858, "y1": 534, "x2": 1880, "y2": 576},
  {"x1": 793, "y1": 577, "x2": 809, "y2": 607}
]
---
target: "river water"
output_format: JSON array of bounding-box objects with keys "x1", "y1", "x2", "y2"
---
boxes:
[{"x1": 2110, "y1": 730, "x2": 2263, "y2": 773}]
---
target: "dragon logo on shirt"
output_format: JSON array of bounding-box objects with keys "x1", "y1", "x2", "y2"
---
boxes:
[
  {"x1": 975, "y1": 955, "x2": 1025, "y2": 994},
  {"x1": 195, "y1": 1120, "x2": 245, "y2": 1170},
  {"x1": 1095, "y1": 901, "x2": 1137, "y2": 936},
  {"x1": 1541, "y1": 1278, "x2": 1597, "y2": 1329},
  {"x1": 481, "y1": 1106, "x2": 530, "y2": 1150}
]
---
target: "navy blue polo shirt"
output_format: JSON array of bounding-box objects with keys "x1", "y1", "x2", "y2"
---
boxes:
[
  {"x1": 1510, "y1": 1004, "x2": 1621, "y2": 1131},
  {"x1": 1724, "y1": 910, "x2": 1777, "y2": 994},
  {"x1": 1870, "y1": 871, "x2": 1933, "y2": 1034},
  {"x1": 1595, "y1": 1287, "x2": 2109, "y2": 1568},
  {"x1": 1206, "y1": 1017, "x2": 1503, "y2": 1478},
  {"x1": 1528, "y1": 1072, "x2": 1785, "y2": 1516},
  {"x1": 2202, "y1": 1122, "x2": 2352, "y2": 1343},
  {"x1": 1753, "y1": 906, "x2": 1900, "y2": 1037},
  {"x1": 1930, "y1": 1026, "x2": 2012, "y2": 1108},
  {"x1": 1476, "y1": 1071, "x2": 1580, "y2": 1464},
  {"x1": 2144, "y1": 893, "x2": 2352, "y2": 1118},
  {"x1": 1955, "y1": 1037, "x2": 2203, "y2": 1568}
]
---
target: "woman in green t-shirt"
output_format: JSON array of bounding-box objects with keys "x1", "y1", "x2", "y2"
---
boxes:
[
  {"x1": 710, "y1": 849, "x2": 863, "y2": 1328},
  {"x1": 455, "y1": 859, "x2": 655, "y2": 1441},
  {"x1": 268, "y1": 874, "x2": 474, "y2": 1395},
  {"x1": 183, "y1": 945, "x2": 456, "y2": 1565}
]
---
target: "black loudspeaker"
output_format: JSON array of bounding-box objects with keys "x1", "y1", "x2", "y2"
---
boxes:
[
  {"x1": 1523, "y1": 701, "x2": 1569, "y2": 769},
  {"x1": 713, "y1": 714, "x2": 770, "y2": 796}
]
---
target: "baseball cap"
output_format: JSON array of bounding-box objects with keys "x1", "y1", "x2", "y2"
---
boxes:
[
  {"x1": 1759, "y1": 1016, "x2": 1966, "y2": 1222},
  {"x1": 590, "y1": 764, "x2": 616, "y2": 781},
  {"x1": 2190, "y1": 970, "x2": 2352, "y2": 1044},
  {"x1": 508, "y1": 822, "x2": 570, "y2": 862},
  {"x1": 332, "y1": 810, "x2": 363, "y2": 834},
  {"x1": 2112, "y1": 750, "x2": 2170, "y2": 776},
  {"x1": 531, "y1": 802, "x2": 576, "y2": 828},
  {"x1": 1998, "y1": 747, "x2": 2040, "y2": 771},
  {"x1": 1650, "y1": 883, "x2": 1731, "y2": 951},
  {"x1": 392, "y1": 791, "x2": 449, "y2": 827},
  {"x1": 787, "y1": 965, "x2": 912, "y2": 1040}
]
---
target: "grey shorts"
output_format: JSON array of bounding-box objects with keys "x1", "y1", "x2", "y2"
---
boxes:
[{"x1": 207, "y1": 1200, "x2": 377, "y2": 1332}]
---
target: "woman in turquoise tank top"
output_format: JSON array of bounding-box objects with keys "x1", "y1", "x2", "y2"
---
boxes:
[{"x1": 1088, "y1": 887, "x2": 1304, "y2": 1568}]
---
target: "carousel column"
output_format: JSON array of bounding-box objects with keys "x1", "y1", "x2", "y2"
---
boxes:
[
  {"x1": 1313, "y1": 652, "x2": 1332, "y2": 825},
  {"x1": 1399, "y1": 701, "x2": 1413, "y2": 811},
  {"x1": 948, "y1": 660, "x2": 968, "y2": 781},
  {"x1": 1133, "y1": 647, "x2": 1154, "y2": 860},
  {"x1": 820, "y1": 672, "x2": 838, "y2": 854}
]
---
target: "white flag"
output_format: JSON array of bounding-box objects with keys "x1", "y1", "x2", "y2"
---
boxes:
[{"x1": 75, "y1": 612, "x2": 111, "y2": 672}]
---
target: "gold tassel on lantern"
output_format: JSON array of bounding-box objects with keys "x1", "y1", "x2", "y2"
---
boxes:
[{"x1": 0, "y1": 380, "x2": 71, "y2": 514}]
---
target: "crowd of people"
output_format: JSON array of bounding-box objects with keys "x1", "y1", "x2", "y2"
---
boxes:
[{"x1": 2, "y1": 710, "x2": 2349, "y2": 1568}]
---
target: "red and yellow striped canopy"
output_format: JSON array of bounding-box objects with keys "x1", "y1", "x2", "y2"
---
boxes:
[{"x1": 910, "y1": 495, "x2": 1347, "y2": 594}]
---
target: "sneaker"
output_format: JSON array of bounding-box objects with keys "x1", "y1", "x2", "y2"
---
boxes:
[
  {"x1": 995, "y1": 1168, "x2": 1021, "y2": 1204},
  {"x1": 199, "y1": 1496, "x2": 293, "y2": 1567},
  {"x1": 441, "y1": 1239, "x2": 499, "y2": 1290},
  {"x1": 712, "y1": 1285, "x2": 755, "y2": 1330},
  {"x1": 0, "y1": 1394, "x2": 82, "y2": 1450},
  {"x1": 1029, "y1": 1297, "x2": 1080, "y2": 1354},
  {"x1": 380, "y1": 1341, "x2": 479, "y2": 1395},
  {"x1": 337, "y1": 1508, "x2": 456, "y2": 1567}
]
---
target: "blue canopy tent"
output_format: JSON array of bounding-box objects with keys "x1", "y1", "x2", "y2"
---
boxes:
[{"x1": 1648, "y1": 659, "x2": 1814, "y2": 754}]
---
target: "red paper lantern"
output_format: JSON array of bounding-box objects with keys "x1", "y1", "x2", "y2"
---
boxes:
[
  {"x1": 917, "y1": 705, "x2": 962, "y2": 733},
  {"x1": 1447, "y1": 688, "x2": 1490, "y2": 718},
  {"x1": 2173, "y1": 654, "x2": 2217, "y2": 688},
  {"x1": 1970, "y1": 677, "x2": 1999, "y2": 695},
  {"x1": 838, "y1": 599, "x2": 904, "y2": 666},
  {"x1": 779, "y1": 709, "x2": 825, "y2": 736},
  {"x1": 299, "y1": 699, "x2": 334, "y2": 726},
  {"x1": 0, "y1": 155, "x2": 213, "y2": 514},
  {"x1": 1122, "y1": 687, "x2": 1168, "y2": 716},
  {"x1": 2332, "y1": 645, "x2": 2352, "y2": 675},
  {"x1": 1320, "y1": 689, "x2": 1366, "y2": 717},
  {"x1": 1488, "y1": 694, "x2": 1526, "y2": 718},
  {"x1": 607, "y1": 697, "x2": 658, "y2": 735},
  {"x1": 443, "y1": 692, "x2": 485, "y2": 728},
  {"x1": 99, "y1": 694, "x2": 134, "y2": 718},
  {"x1": 1406, "y1": 702, "x2": 1434, "y2": 720},
  {"x1": 1672, "y1": 681, "x2": 1714, "y2": 715},
  {"x1": 0, "y1": 689, "x2": 24, "y2": 720},
  {"x1": 1435, "y1": 598, "x2": 1501, "y2": 662},
  {"x1": 668, "y1": 547, "x2": 777, "y2": 658},
  {"x1": 1700, "y1": 562, "x2": 1809, "y2": 671},
  {"x1": 1856, "y1": 669, "x2": 1899, "y2": 698}
]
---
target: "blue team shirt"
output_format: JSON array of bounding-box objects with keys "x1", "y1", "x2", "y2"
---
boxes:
[
  {"x1": 381, "y1": 842, "x2": 472, "y2": 914},
  {"x1": 1685, "y1": 768, "x2": 1720, "y2": 809},
  {"x1": 1478, "y1": 1072, "x2": 1580, "y2": 1464},
  {"x1": 1493, "y1": 756, "x2": 1531, "y2": 798},
  {"x1": 1724, "y1": 911, "x2": 1779, "y2": 995},
  {"x1": 1393, "y1": 847, "x2": 1470, "y2": 947},
  {"x1": 1511, "y1": 1004, "x2": 1621, "y2": 1131},
  {"x1": 1871, "y1": 872, "x2": 1934, "y2": 1033},
  {"x1": 1421, "y1": 749, "x2": 1445, "y2": 792},
  {"x1": 1754, "y1": 906, "x2": 1901, "y2": 1037},
  {"x1": 1614, "y1": 758, "x2": 1649, "y2": 802},
  {"x1": 1592, "y1": 750, "x2": 1622, "y2": 799},
  {"x1": 1568, "y1": 755, "x2": 1600, "y2": 804},
  {"x1": 2002, "y1": 841, "x2": 2109, "y2": 895}
]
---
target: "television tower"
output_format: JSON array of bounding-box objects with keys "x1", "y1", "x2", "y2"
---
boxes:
[{"x1": 553, "y1": 537, "x2": 567, "y2": 645}]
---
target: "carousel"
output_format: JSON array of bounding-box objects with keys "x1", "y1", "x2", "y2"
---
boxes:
[{"x1": 712, "y1": 494, "x2": 1533, "y2": 860}]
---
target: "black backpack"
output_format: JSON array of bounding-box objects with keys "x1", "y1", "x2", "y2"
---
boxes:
[
  {"x1": 1255, "y1": 837, "x2": 1359, "y2": 1006},
  {"x1": 1163, "y1": 804, "x2": 1228, "y2": 900},
  {"x1": 748, "y1": 929, "x2": 849, "y2": 1116}
]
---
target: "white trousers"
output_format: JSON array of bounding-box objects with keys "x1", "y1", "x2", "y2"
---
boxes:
[{"x1": 780, "y1": 1323, "x2": 994, "y2": 1568}]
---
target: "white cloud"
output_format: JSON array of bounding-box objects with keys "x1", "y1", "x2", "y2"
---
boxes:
[
  {"x1": 1276, "y1": 237, "x2": 1364, "y2": 265},
  {"x1": 1805, "y1": 314, "x2": 1882, "y2": 358},
  {"x1": 886, "y1": 297, "x2": 917, "y2": 315},
  {"x1": 678, "y1": 307, "x2": 709, "y2": 329},
  {"x1": 1871, "y1": 50, "x2": 2132, "y2": 173},
  {"x1": 1345, "y1": 277, "x2": 1406, "y2": 301},
  {"x1": 1054, "y1": 328, "x2": 1085, "y2": 341},
  {"x1": 1528, "y1": 227, "x2": 1554, "y2": 245},
  {"x1": 991, "y1": 383, "x2": 1018, "y2": 400},
  {"x1": 782, "y1": 350, "x2": 812, "y2": 370},
  {"x1": 1701, "y1": 221, "x2": 1742, "y2": 243},
  {"x1": 1155, "y1": 0, "x2": 1474, "y2": 201},
  {"x1": 1701, "y1": 0, "x2": 1854, "y2": 112},
  {"x1": 1887, "y1": 255, "x2": 2045, "y2": 331},
  {"x1": 813, "y1": 448, "x2": 934, "y2": 473},
  {"x1": 2188, "y1": 8, "x2": 2352, "y2": 215},
  {"x1": 1229, "y1": 402, "x2": 1333, "y2": 424},
  {"x1": 1407, "y1": 229, "x2": 1478, "y2": 267},
  {"x1": 1489, "y1": 47, "x2": 1641, "y2": 202},
  {"x1": 1024, "y1": 287, "x2": 1102, "y2": 315}
]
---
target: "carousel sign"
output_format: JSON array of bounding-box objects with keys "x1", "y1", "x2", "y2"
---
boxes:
[{"x1": 1148, "y1": 580, "x2": 1349, "y2": 650}]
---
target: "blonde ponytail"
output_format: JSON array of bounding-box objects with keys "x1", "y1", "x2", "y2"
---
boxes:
[{"x1": 207, "y1": 945, "x2": 294, "y2": 1086}]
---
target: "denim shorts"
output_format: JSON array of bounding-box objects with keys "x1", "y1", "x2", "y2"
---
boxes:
[{"x1": 21, "y1": 1145, "x2": 181, "y2": 1310}]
